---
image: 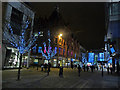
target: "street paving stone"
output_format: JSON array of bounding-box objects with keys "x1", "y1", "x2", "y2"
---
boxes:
[{"x1": 2, "y1": 67, "x2": 120, "y2": 88}]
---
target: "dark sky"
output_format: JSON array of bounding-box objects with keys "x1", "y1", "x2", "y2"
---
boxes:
[{"x1": 29, "y1": 2, "x2": 106, "y2": 51}]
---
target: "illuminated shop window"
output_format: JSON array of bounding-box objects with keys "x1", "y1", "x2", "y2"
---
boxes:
[
  {"x1": 55, "y1": 47, "x2": 57, "y2": 54},
  {"x1": 99, "y1": 53, "x2": 104, "y2": 61},
  {"x1": 88, "y1": 53, "x2": 94, "y2": 63},
  {"x1": 59, "y1": 48, "x2": 61, "y2": 54}
]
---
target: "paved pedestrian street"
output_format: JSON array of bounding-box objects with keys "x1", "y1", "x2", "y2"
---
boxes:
[{"x1": 2, "y1": 67, "x2": 120, "y2": 88}]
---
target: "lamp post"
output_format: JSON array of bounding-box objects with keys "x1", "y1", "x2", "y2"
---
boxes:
[{"x1": 58, "y1": 33, "x2": 63, "y2": 67}]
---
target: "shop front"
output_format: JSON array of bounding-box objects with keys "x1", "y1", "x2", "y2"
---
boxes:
[
  {"x1": 67, "y1": 58, "x2": 71, "y2": 68},
  {"x1": 3, "y1": 47, "x2": 20, "y2": 69},
  {"x1": 52, "y1": 58, "x2": 57, "y2": 67}
]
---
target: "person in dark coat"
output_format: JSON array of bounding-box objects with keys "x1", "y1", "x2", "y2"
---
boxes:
[
  {"x1": 78, "y1": 64, "x2": 81, "y2": 77},
  {"x1": 91, "y1": 65, "x2": 93, "y2": 72},
  {"x1": 107, "y1": 66, "x2": 109, "y2": 74},
  {"x1": 47, "y1": 63, "x2": 51, "y2": 76},
  {"x1": 87, "y1": 65, "x2": 89, "y2": 71},
  {"x1": 41, "y1": 64, "x2": 44, "y2": 71},
  {"x1": 44, "y1": 63, "x2": 47, "y2": 72},
  {"x1": 59, "y1": 66, "x2": 63, "y2": 77},
  {"x1": 83, "y1": 64, "x2": 85, "y2": 72},
  {"x1": 110, "y1": 67, "x2": 113, "y2": 74}
]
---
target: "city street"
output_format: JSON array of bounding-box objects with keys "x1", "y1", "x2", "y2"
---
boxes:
[{"x1": 2, "y1": 67, "x2": 120, "y2": 88}]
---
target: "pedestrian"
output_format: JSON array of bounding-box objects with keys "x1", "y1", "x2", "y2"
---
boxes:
[
  {"x1": 87, "y1": 65, "x2": 89, "y2": 71},
  {"x1": 110, "y1": 67, "x2": 113, "y2": 74},
  {"x1": 44, "y1": 63, "x2": 47, "y2": 72},
  {"x1": 41, "y1": 64, "x2": 44, "y2": 71},
  {"x1": 91, "y1": 65, "x2": 93, "y2": 72},
  {"x1": 71, "y1": 64, "x2": 73, "y2": 69},
  {"x1": 107, "y1": 66, "x2": 109, "y2": 74},
  {"x1": 97, "y1": 66, "x2": 98, "y2": 71},
  {"x1": 59, "y1": 66, "x2": 63, "y2": 77},
  {"x1": 78, "y1": 64, "x2": 81, "y2": 77},
  {"x1": 47, "y1": 63, "x2": 51, "y2": 76},
  {"x1": 83, "y1": 64, "x2": 85, "y2": 72}
]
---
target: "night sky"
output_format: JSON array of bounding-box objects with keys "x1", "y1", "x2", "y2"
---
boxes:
[{"x1": 29, "y1": 2, "x2": 106, "y2": 51}]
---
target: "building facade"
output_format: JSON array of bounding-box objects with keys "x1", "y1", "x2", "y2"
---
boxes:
[
  {"x1": 2, "y1": 2, "x2": 35, "y2": 69},
  {"x1": 104, "y1": 2, "x2": 120, "y2": 72},
  {"x1": 30, "y1": 6, "x2": 84, "y2": 68}
]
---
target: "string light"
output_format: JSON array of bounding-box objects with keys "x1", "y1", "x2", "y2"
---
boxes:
[
  {"x1": 3, "y1": 19, "x2": 40, "y2": 54},
  {"x1": 40, "y1": 30, "x2": 57, "y2": 60}
]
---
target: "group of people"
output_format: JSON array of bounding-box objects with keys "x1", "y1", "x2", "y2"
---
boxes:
[{"x1": 41, "y1": 63, "x2": 51, "y2": 75}]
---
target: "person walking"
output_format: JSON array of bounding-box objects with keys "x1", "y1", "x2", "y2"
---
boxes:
[
  {"x1": 91, "y1": 65, "x2": 93, "y2": 72},
  {"x1": 87, "y1": 65, "x2": 89, "y2": 72},
  {"x1": 59, "y1": 66, "x2": 63, "y2": 77},
  {"x1": 41, "y1": 64, "x2": 44, "y2": 71},
  {"x1": 44, "y1": 63, "x2": 47, "y2": 72},
  {"x1": 47, "y1": 63, "x2": 51, "y2": 76},
  {"x1": 107, "y1": 66, "x2": 109, "y2": 74},
  {"x1": 78, "y1": 64, "x2": 81, "y2": 77},
  {"x1": 83, "y1": 64, "x2": 85, "y2": 72}
]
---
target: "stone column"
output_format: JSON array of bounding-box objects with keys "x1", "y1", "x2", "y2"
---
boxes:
[{"x1": 27, "y1": 50, "x2": 31, "y2": 69}]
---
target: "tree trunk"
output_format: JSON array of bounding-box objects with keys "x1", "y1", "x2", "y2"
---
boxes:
[{"x1": 17, "y1": 53, "x2": 22, "y2": 80}]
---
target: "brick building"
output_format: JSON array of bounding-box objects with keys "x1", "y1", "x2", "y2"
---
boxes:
[{"x1": 30, "y1": 6, "x2": 83, "y2": 68}]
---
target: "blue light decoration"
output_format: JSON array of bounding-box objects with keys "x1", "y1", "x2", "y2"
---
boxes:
[
  {"x1": 59, "y1": 48, "x2": 61, "y2": 54},
  {"x1": 33, "y1": 46, "x2": 36, "y2": 53},
  {"x1": 82, "y1": 53, "x2": 87, "y2": 63},
  {"x1": 3, "y1": 19, "x2": 40, "y2": 54},
  {"x1": 38, "y1": 47, "x2": 42, "y2": 53},
  {"x1": 75, "y1": 53, "x2": 76, "y2": 59},
  {"x1": 40, "y1": 30, "x2": 57, "y2": 60},
  {"x1": 88, "y1": 53, "x2": 94, "y2": 63},
  {"x1": 55, "y1": 47, "x2": 57, "y2": 54},
  {"x1": 98, "y1": 53, "x2": 104, "y2": 61},
  {"x1": 108, "y1": 57, "x2": 112, "y2": 63},
  {"x1": 110, "y1": 47, "x2": 115, "y2": 54},
  {"x1": 63, "y1": 49, "x2": 65, "y2": 56}
]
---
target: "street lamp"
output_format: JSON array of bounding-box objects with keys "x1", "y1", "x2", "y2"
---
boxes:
[{"x1": 59, "y1": 33, "x2": 62, "y2": 39}]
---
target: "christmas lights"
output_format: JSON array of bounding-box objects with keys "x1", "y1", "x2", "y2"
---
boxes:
[
  {"x1": 40, "y1": 30, "x2": 57, "y2": 60},
  {"x1": 3, "y1": 19, "x2": 40, "y2": 54}
]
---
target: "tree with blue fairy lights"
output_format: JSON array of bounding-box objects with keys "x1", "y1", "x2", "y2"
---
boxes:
[
  {"x1": 40, "y1": 30, "x2": 57, "y2": 62},
  {"x1": 3, "y1": 19, "x2": 40, "y2": 80}
]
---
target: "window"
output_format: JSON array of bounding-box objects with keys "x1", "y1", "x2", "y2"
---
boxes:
[
  {"x1": 11, "y1": 7, "x2": 23, "y2": 35},
  {"x1": 59, "y1": 48, "x2": 61, "y2": 54},
  {"x1": 55, "y1": 47, "x2": 57, "y2": 54}
]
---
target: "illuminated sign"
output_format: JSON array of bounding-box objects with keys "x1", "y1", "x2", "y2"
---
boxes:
[
  {"x1": 98, "y1": 53, "x2": 104, "y2": 61},
  {"x1": 110, "y1": 47, "x2": 115, "y2": 54},
  {"x1": 88, "y1": 53, "x2": 94, "y2": 63}
]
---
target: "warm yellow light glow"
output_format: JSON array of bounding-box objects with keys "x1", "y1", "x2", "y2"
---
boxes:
[{"x1": 60, "y1": 34, "x2": 62, "y2": 36}]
